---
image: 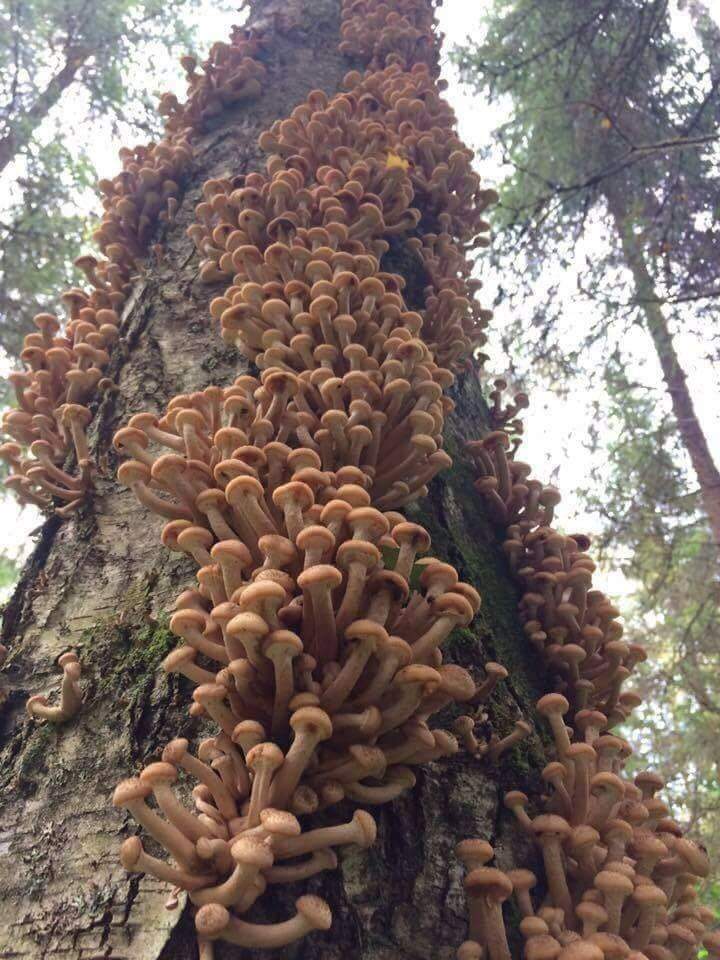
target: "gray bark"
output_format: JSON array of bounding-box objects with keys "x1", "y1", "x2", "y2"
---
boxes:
[{"x1": 0, "y1": 2, "x2": 547, "y2": 956}]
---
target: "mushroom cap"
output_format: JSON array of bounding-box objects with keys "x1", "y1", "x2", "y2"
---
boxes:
[
  {"x1": 368, "y1": 569, "x2": 409, "y2": 603},
  {"x1": 632, "y1": 884, "x2": 667, "y2": 907},
  {"x1": 674, "y1": 838, "x2": 710, "y2": 877},
  {"x1": 118, "y1": 459, "x2": 152, "y2": 486},
  {"x1": 119, "y1": 836, "x2": 143, "y2": 870},
  {"x1": 195, "y1": 902, "x2": 230, "y2": 938},
  {"x1": 297, "y1": 564, "x2": 343, "y2": 591},
  {"x1": 568, "y1": 825, "x2": 600, "y2": 851},
  {"x1": 456, "y1": 943, "x2": 483, "y2": 960},
  {"x1": 262, "y1": 629, "x2": 303, "y2": 659},
  {"x1": 432, "y1": 591, "x2": 474, "y2": 623},
  {"x1": 211, "y1": 539, "x2": 252, "y2": 566},
  {"x1": 162, "y1": 738, "x2": 190, "y2": 763},
  {"x1": 296, "y1": 524, "x2": 336, "y2": 555},
  {"x1": 633, "y1": 769, "x2": 664, "y2": 793},
  {"x1": 161, "y1": 520, "x2": 192, "y2": 550},
  {"x1": 566, "y1": 742, "x2": 596, "y2": 764},
  {"x1": 594, "y1": 869, "x2": 634, "y2": 896},
  {"x1": 225, "y1": 474, "x2": 266, "y2": 505},
  {"x1": 456, "y1": 838, "x2": 494, "y2": 867},
  {"x1": 237, "y1": 579, "x2": 287, "y2": 609},
  {"x1": 521, "y1": 917, "x2": 550, "y2": 938},
  {"x1": 419, "y1": 561, "x2": 458, "y2": 592},
  {"x1": 272, "y1": 480, "x2": 315, "y2": 510},
  {"x1": 61, "y1": 403, "x2": 92, "y2": 426},
  {"x1": 296, "y1": 895, "x2": 333, "y2": 931},
  {"x1": 113, "y1": 777, "x2": 152, "y2": 806},
  {"x1": 140, "y1": 761, "x2": 178, "y2": 786},
  {"x1": 336, "y1": 538, "x2": 380, "y2": 569},
  {"x1": 231, "y1": 835, "x2": 275, "y2": 869},
  {"x1": 542, "y1": 762, "x2": 567, "y2": 784},
  {"x1": 258, "y1": 533, "x2": 298, "y2": 566},
  {"x1": 453, "y1": 582, "x2": 482, "y2": 613},
  {"x1": 536, "y1": 693, "x2": 570, "y2": 717},
  {"x1": 666, "y1": 925, "x2": 697, "y2": 947},
  {"x1": 259, "y1": 807, "x2": 301, "y2": 836},
  {"x1": 504, "y1": 790, "x2": 529, "y2": 810},
  {"x1": 507, "y1": 868, "x2": 537, "y2": 891},
  {"x1": 392, "y1": 521, "x2": 431, "y2": 552},
  {"x1": 246, "y1": 741, "x2": 285, "y2": 772},
  {"x1": 290, "y1": 705, "x2": 333, "y2": 740},
  {"x1": 170, "y1": 608, "x2": 207, "y2": 637},
  {"x1": 575, "y1": 900, "x2": 608, "y2": 926},
  {"x1": 630, "y1": 831, "x2": 668, "y2": 859},
  {"x1": 57, "y1": 651, "x2": 79, "y2": 669},
  {"x1": 232, "y1": 719, "x2": 266, "y2": 744},
  {"x1": 344, "y1": 618, "x2": 388, "y2": 648},
  {"x1": 591, "y1": 772, "x2": 625, "y2": 796},
  {"x1": 532, "y1": 814, "x2": 572, "y2": 840},
  {"x1": 193, "y1": 683, "x2": 229, "y2": 706},
  {"x1": 351, "y1": 809, "x2": 377, "y2": 847},
  {"x1": 485, "y1": 662, "x2": 509, "y2": 680},
  {"x1": 227, "y1": 611, "x2": 269, "y2": 638},
  {"x1": 464, "y1": 866, "x2": 513, "y2": 901},
  {"x1": 526, "y1": 935, "x2": 563, "y2": 960},
  {"x1": 437, "y1": 664, "x2": 476, "y2": 701},
  {"x1": 163, "y1": 646, "x2": 197, "y2": 672},
  {"x1": 558, "y1": 943, "x2": 604, "y2": 960},
  {"x1": 393, "y1": 664, "x2": 441, "y2": 690}
]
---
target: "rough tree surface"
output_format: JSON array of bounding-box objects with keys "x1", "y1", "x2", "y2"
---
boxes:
[{"x1": 0, "y1": 1, "x2": 547, "y2": 956}]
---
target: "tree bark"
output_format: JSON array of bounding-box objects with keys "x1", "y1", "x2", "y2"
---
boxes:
[
  {"x1": 0, "y1": 2, "x2": 547, "y2": 957},
  {"x1": 605, "y1": 188, "x2": 720, "y2": 547}
]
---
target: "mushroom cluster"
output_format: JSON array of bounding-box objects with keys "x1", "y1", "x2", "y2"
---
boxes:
[
  {"x1": 114, "y1": 363, "x2": 451, "y2": 513},
  {"x1": 159, "y1": 32, "x2": 267, "y2": 133},
  {"x1": 457, "y1": 694, "x2": 714, "y2": 960},
  {"x1": 339, "y1": 0, "x2": 441, "y2": 70},
  {"x1": 188, "y1": 53, "x2": 495, "y2": 368},
  {"x1": 0, "y1": 295, "x2": 123, "y2": 513},
  {"x1": 108, "y1": 8, "x2": 518, "y2": 950},
  {"x1": 114, "y1": 467, "x2": 504, "y2": 948},
  {"x1": 466, "y1": 430, "x2": 643, "y2": 726},
  {"x1": 94, "y1": 136, "x2": 192, "y2": 262},
  {"x1": 0, "y1": 27, "x2": 266, "y2": 517},
  {"x1": 459, "y1": 395, "x2": 720, "y2": 958}
]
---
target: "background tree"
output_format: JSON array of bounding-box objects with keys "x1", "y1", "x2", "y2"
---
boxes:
[
  {"x1": 0, "y1": 0, "x2": 207, "y2": 356},
  {"x1": 456, "y1": 0, "x2": 720, "y2": 870}
]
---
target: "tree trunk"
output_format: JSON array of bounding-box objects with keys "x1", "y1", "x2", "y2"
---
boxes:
[
  {"x1": 0, "y1": 50, "x2": 89, "y2": 176},
  {"x1": 0, "y1": 3, "x2": 546, "y2": 957},
  {"x1": 605, "y1": 188, "x2": 720, "y2": 547}
]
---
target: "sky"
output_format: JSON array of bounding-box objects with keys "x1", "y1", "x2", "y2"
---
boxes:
[{"x1": 0, "y1": 0, "x2": 718, "y2": 611}]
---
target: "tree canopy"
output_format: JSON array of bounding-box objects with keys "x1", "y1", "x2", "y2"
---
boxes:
[{"x1": 0, "y1": 0, "x2": 204, "y2": 355}]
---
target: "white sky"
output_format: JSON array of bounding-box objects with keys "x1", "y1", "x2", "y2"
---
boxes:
[{"x1": 1, "y1": 0, "x2": 718, "y2": 613}]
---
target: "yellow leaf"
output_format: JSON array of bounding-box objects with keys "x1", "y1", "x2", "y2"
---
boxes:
[
  {"x1": 600, "y1": 117, "x2": 612, "y2": 129},
  {"x1": 386, "y1": 151, "x2": 409, "y2": 171}
]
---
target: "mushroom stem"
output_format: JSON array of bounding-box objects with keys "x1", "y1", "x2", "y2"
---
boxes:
[
  {"x1": 195, "y1": 896, "x2": 332, "y2": 948},
  {"x1": 120, "y1": 836, "x2": 213, "y2": 891},
  {"x1": 270, "y1": 809, "x2": 376, "y2": 859}
]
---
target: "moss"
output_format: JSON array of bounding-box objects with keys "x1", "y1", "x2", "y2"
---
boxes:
[
  {"x1": 445, "y1": 626, "x2": 480, "y2": 659},
  {"x1": 16, "y1": 722, "x2": 56, "y2": 784},
  {"x1": 77, "y1": 572, "x2": 176, "y2": 712}
]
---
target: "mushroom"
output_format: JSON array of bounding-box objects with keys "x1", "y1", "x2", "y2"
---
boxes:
[
  {"x1": 26, "y1": 652, "x2": 82, "y2": 723},
  {"x1": 194, "y1": 895, "x2": 332, "y2": 948}
]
